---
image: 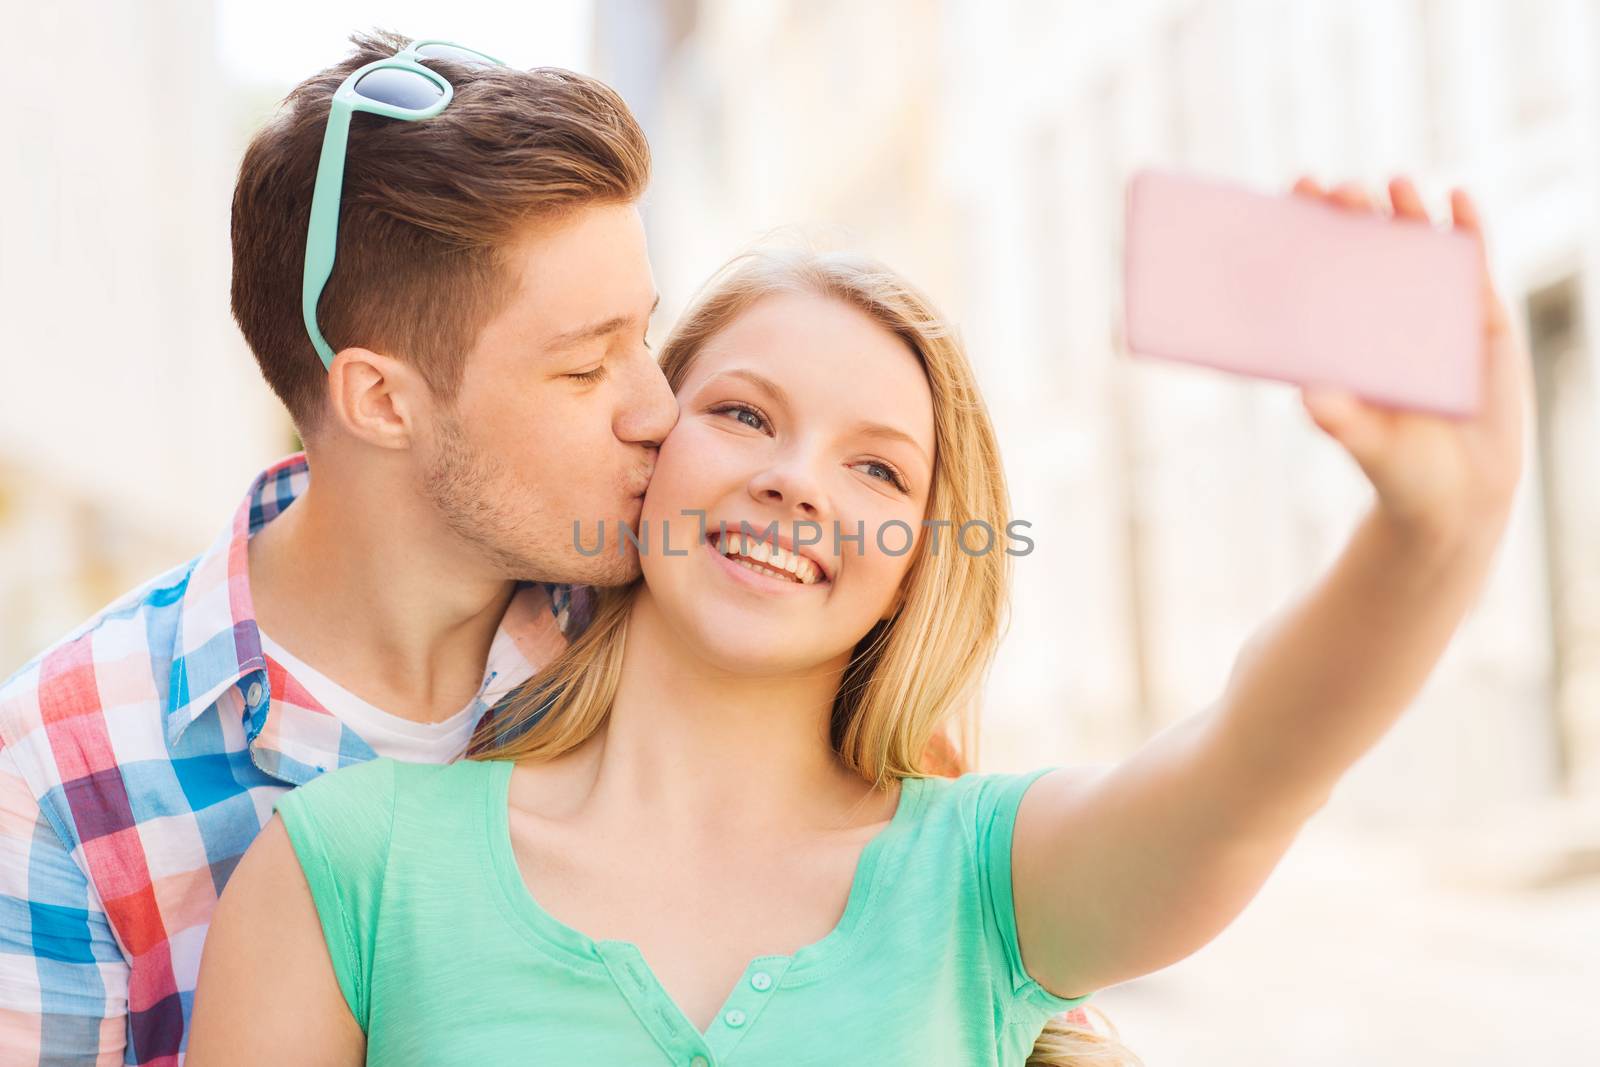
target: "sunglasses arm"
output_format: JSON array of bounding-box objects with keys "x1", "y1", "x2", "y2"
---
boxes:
[{"x1": 302, "y1": 100, "x2": 356, "y2": 371}]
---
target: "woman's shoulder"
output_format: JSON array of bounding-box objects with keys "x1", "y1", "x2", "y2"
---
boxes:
[
  {"x1": 272, "y1": 759, "x2": 402, "y2": 874},
  {"x1": 896, "y1": 767, "x2": 1091, "y2": 1014},
  {"x1": 285, "y1": 755, "x2": 496, "y2": 804},
  {"x1": 899, "y1": 767, "x2": 1064, "y2": 883},
  {"x1": 908, "y1": 766, "x2": 1060, "y2": 825},
  {"x1": 278, "y1": 755, "x2": 398, "y2": 820},
  {"x1": 274, "y1": 757, "x2": 498, "y2": 853}
]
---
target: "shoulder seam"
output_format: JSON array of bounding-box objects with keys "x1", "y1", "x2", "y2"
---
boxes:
[
  {"x1": 360, "y1": 758, "x2": 401, "y2": 1029},
  {"x1": 955, "y1": 773, "x2": 1019, "y2": 1033}
]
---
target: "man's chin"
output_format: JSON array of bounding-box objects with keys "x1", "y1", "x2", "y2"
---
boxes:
[{"x1": 544, "y1": 545, "x2": 642, "y2": 588}]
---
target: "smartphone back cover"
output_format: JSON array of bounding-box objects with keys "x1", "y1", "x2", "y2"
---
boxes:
[{"x1": 1123, "y1": 169, "x2": 1483, "y2": 415}]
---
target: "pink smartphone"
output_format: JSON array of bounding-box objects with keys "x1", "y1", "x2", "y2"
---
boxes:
[{"x1": 1122, "y1": 168, "x2": 1483, "y2": 416}]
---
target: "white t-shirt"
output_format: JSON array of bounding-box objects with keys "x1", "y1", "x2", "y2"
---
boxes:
[{"x1": 259, "y1": 629, "x2": 479, "y2": 763}]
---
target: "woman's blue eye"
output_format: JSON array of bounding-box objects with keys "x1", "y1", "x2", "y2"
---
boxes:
[
  {"x1": 858, "y1": 460, "x2": 909, "y2": 491},
  {"x1": 714, "y1": 403, "x2": 768, "y2": 431}
]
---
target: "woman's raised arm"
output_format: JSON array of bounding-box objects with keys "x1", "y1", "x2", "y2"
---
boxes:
[{"x1": 1008, "y1": 176, "x2": 1529, "y2": 1001}]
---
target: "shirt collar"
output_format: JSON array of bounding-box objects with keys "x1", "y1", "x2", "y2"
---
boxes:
[
  {"x1": 165, "y1": 453, "x2": 306, "y2": 745},
  {"x1": 163, "y1": 453, "x2": 565, "y2": 759}
]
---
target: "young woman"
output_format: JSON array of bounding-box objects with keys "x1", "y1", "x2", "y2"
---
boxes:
[{"x1": 187, "y1": 177, "x2": 1526, "y2": 1067}]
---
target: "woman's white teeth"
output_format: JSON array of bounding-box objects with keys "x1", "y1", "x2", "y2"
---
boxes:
[{"x1": 717, "y1": 533, "x2": 821, "y2": 584}]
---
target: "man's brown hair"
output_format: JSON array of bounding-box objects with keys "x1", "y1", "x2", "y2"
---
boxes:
[{"x1": 230, "y1": 29, "x2": 651, "y2": 433}]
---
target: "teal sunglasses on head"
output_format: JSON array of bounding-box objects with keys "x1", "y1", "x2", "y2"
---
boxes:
[{"x1": 302, "y1": 40, "x2": 505, "y2": 370}]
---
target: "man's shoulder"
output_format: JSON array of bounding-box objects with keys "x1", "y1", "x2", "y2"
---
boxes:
[{"x1": 0, "y1": 553, "x2": 201, "y2": 749}]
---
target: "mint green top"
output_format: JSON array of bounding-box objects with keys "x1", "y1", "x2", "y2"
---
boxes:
[{"x1": 275, "y1": 757, "x2": 1091, "y2": 1066}]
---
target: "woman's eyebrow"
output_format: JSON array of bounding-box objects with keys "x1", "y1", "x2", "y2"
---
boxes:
[
  {"x1": 701, "y1": 369, "x2": 929, "y2": 463},
  {"x1": 851, "y1": 422, "x2": 929, "y2": 464},
  {"x1": 701, "y1": 368, "x2": 790, "y2": 407}
]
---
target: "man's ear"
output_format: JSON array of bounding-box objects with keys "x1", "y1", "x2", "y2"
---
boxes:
[{"x1": 325, "y1": 347, "x2": 430, "y2": 450}]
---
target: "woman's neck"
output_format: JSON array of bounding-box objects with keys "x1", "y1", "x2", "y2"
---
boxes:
[{"x1": 566, "y1": 586, "x2": 885, "y2": 835}]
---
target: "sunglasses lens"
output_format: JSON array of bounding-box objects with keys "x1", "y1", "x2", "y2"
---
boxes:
[
  {"x1": 353, "y1": 67, "x2": 445, "y2": 110},
  {"x1": 414, "y1": 43, "x2": 498, "y2": 67}
]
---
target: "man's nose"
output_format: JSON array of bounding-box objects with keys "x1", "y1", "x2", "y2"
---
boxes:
[{"x1": 616, "y1": 354, "x2": 679, "y2": 447}]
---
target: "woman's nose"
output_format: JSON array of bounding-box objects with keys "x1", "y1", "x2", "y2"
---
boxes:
[{"x1": 748, "y1": 460, "x2": 822, "y2": 517}]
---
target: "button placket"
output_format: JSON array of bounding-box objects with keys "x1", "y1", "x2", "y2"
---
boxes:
[
  {"x1": 704, "y1": 958, "x2": 790, "y2": 1061},
  {"x1": 593, "y1": 942, "x2": 710, "y2": 1067}
]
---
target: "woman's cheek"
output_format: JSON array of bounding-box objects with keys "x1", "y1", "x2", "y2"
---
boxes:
[{"x1": 847, "y1": 513, "x2": 915, "y2": 600}]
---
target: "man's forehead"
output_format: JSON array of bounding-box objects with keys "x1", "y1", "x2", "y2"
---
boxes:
[
  {"x1": 493, "y1": 211, "x2": 655, "y2": 345},
  {"x1": 543, "y1": 293, "x2": 662, "y2": 351},
  {"x1": 503, "y1": 203, "x2": 645, "y2": 274},
  {"x1": 488, "y1": 286, "x2": 657, "y2": 352}
]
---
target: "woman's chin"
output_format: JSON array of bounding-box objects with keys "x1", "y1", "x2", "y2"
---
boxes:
[
  {"x1": 672, "y1": 612, "x2": 852, "y2": 678},
  {"x1": 699, "y1": 624, "x2": 826, "y2": 673}
]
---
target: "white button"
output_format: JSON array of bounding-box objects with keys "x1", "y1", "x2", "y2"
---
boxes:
[
  {"x1": 750, "y1": 972, "x2": 773, "y2": 991},
  {"x1": 724, "y1": 1009, "x2": 746, "y2": 1028},
  {"x1": 245, "y1": 682, "x2": 264, "y2": 707},
  {"x1": 690, "y1": 1058, "x2": 709, "y2": 1067}
]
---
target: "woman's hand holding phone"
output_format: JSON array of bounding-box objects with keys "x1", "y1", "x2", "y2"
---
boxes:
[
  {"x1": 1293, "y1": 175, "x2": 1529, "y2": 549},
  {"x1": 1122, "y1": 167, "x2": 1531, "y2": 550},
  {"x1": 1027, "y1": 173, "x2": 1534, "y2": 1010}
]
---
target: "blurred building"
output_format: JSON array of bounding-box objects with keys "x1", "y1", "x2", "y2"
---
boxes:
[
  {"x1": 0, "y1": 1, "x2": 293, "y2": 672},
  {"x1": 596, "y1": 0, "x2": 1600, "y2": 828}
]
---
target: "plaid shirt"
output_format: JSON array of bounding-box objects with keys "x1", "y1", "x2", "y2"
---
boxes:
[{"x1": 0, "y1": 453, "x2": 587, "y2": 1065}]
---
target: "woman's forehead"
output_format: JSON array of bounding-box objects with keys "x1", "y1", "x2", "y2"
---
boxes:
[{"x1": 689, "y1": 293, "x2": 934, "y2": 433}]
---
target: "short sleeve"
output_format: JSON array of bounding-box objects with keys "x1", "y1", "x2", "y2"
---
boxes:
[
  {"x1": 972, "y1": 768, "x2": 1094, "y2": 1015},
  {"x1": 274, "y1": 757, "x2": 398, "y2": 1032}
]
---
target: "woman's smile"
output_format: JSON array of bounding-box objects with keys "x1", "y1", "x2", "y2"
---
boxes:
[{"x1": 704, "y1": 529, "x2": 829, "y2": 595}]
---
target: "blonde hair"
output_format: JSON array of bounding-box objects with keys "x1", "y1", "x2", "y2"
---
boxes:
[{"x1": 470, "y1": 246, "x2": 1139, "y2": 1066}]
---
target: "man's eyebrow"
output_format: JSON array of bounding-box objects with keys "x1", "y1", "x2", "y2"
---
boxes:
[
  {"x1": 703, "y1": 368, "x2": 930, "y2": 464},
  {"x1": 546, "y1": 294, "x2": 661, "y2": 350}
]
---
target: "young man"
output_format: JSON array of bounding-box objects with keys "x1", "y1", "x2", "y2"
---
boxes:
[{"x1": 0, "y1": 30, "x2": 675, "y2": 1064}]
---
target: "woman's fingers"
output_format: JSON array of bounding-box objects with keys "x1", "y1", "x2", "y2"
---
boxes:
[
  {"x1": 1302, "y1": 386, "x2": 1387, "y2": 472},
  {"x1": 1329, "y1": 180, "x2": 1373, "y2": 212},
  {"x1": 1443, "y1": 186, "x2": 1525, "y2": 470},
  {"x1": 1292, "y1": 175, "x2": 1325, "y2": 198},
  {"x1": 1450, "y1": 187, "x2": 1512, "y2": 338},
  {"x1": 1388, "y1": 176, "x2": 1429, "y2": 222},
  {"x1": 1449, "y1": 187, "x2": 1483, "y2": 232},
  {"x1": 1293, "y1": 176, "x2": 1522, "y2": 428}
]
